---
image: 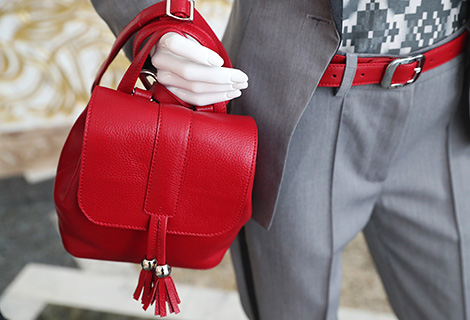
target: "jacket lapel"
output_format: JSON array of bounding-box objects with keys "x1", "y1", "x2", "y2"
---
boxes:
[
  {"x1": 329, "y1": 0, "x2": 343, "y2": 35},
  {"x1": 225, "y1": 0, "x2": 341, "y2": 228}
]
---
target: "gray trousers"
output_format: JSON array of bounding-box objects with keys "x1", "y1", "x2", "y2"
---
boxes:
[{"x1": 230, "y1": 42, "x2": 470, "y2": 320}]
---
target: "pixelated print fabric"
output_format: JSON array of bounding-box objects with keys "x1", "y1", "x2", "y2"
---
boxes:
[{"x1": 340, "y1": 0, "x2": 468, "y2": 54}]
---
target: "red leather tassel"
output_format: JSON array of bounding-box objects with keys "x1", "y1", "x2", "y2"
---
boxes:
[
  {"x1": 136, "y1": 217, "x2": 180, "y2": 317},
  {"x1": 141, "y1": 273, "x2": 156, "y2": 311},
  {"x1": 133, "y1": 269, "x2": 154, "y2": 310},
  {"x1": 134, "y1": 258, "x2": 157, "y2": 310},
  {"x1": 164, "y1": 276, "x2": 181, "y2": 314},
  {"x1": 133, "y1": 268, "x2": 149, "y2": 300},
  {"x1": 151, "y1": 274, "x2": 180, "y2": 317}
]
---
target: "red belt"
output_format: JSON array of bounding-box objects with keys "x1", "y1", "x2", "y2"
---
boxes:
[{"x1": 318, "y1": 32, "x2": 468, "y2": 89}]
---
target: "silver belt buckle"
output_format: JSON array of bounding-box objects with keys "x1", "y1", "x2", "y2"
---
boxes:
[
  {"x1": 166, "y1": 0, "x2": 195, "y2": 21},
  {"x1": 380, "y1": 54, "x2": 426, "y2": 89}
]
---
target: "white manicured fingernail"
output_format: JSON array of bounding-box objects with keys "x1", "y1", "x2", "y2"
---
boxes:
[
  {"x1": 233, "y1": 82, "x2": 248, "y2": 90},
  {"x1": 230, "y1": 71, "x2": 249, "y2": 83},
  {"x1": 208, "y1": 54, "x2": 224, "y2": 66},
  {"x1": 227, "y1": 90, "x2": 242, "y2": 99}
]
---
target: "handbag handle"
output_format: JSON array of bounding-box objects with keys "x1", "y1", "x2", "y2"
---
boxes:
[
  {"x1": 121, "y1": 6, "x2": 231, "y2": 113},
  {"x1": 131, "y1": 18, "x2": 232, "y2": 113},
  {"x1": 122, "y1": 20, "x2": 230, "y2": 113},
  {"x1": 92, "y1": 0, "x2": 232, "y2": 113}
]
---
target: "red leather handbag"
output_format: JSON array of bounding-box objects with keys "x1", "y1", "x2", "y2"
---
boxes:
[{"x1": 54, "y1": 0, "x2": 257, "y2": 316}]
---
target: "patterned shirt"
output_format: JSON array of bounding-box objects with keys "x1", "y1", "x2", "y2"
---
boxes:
[{"x1": 340, "y1": 0, "x2": 468, "y2": 54}]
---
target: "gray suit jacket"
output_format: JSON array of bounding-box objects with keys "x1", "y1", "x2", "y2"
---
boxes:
[{"x1": 91, "y1": 0, "x2": 341, "y2": 229}]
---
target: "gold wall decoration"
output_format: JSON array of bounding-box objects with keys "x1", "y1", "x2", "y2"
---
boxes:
[
  {"x1": 0, "y1": 0, "x2": 128, "y2": 129},
  {"x1": 0, "y1": 0, "x2": 233, "y2": 178}
]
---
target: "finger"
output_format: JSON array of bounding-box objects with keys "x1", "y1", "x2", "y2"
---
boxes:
[
  {"x1": 167, "y1": 86, "x2": 242, "y2": 106},
  {"x1": 158, "y1": 32, "x2": 224, "y2": 67},
  {"x1": 152, "y1": 50, "x2": 248, "y2": 84},
  {"x1": 157, "y1": 70, "x2": 248, "y2": 94}
]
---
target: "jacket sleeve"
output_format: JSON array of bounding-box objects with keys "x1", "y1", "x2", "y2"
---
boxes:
[{"x1": 90, "y1": 0, "x2": 162, "y2": 59}]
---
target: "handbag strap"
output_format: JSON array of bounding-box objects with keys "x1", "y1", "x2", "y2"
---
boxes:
[
  {"x1": 131, "y1": 18, "x2": 230, "y2": 112},
  {"x1": 129, "y1": 20, "x2": 230, "y2": 113},
  {"x1": 92, "y1": 0, "x2": 231, "y2": 113}
]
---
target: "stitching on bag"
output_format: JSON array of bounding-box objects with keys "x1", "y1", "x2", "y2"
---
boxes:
[
  {"x1": 153, "y1": 217, "x2": 159, "y2": 259},
  {"x1": 77, "y1": 93, "x2": 95, "y2": 222},
  {"x1": 167, "y1": 120, "x2": 258, "y2": 237},
  {"x1": 173, "y1": 111, "x2": 193, "y2": 217},
  {"x1": 77, "y1": 92, "x2": 257, "y2": 235},
  {"x1": 78, "y1": 89, "x2": 147, "y2": 231},
  {"x1": 144, "y1": 103, "x2": 163, "y2": 215}
]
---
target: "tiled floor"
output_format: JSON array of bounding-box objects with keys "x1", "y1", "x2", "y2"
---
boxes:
[
  {"x1": 0, "y1": 176, "x2": 398, "y2": 320},
  {"x1": 1, "y1": 263, "x2": 247, "y2": 320},
  {"x1": 1, "y1": 262, "x2": 397, "y2": 320}
]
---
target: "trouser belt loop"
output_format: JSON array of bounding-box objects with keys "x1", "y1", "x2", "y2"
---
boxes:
[
  {"x1": 335, "y1": 53, "x2": 358, "y2": 97},
  {"x1": 465, "y1": 25, "x2": 470, "y2": 67}
]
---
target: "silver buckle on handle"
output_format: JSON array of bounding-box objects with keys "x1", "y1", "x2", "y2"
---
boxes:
[
  {"x1": 139, "y1": 69, "x2": 158, "y2": 90},
  {"x1": 166, "y1": 0, "x2": 195, "y2": 21},
  {"x1": 380, "y1": 54, "x2": 426, "y2": 89}
]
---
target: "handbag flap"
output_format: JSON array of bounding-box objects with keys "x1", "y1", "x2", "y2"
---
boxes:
[{"x1": 78, "y1": 87, "x2": 257, "y2": 236}]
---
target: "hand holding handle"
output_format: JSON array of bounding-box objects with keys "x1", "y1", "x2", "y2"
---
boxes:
[
  {"x1": 150, "y1": 32, "x2": 248, "y2": 106},
  {"x1": 92, "y1": 0, "x2": 243, "y2": 112}
]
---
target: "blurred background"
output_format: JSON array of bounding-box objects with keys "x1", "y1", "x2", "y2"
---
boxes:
[{"x1": 0, "y1": 0, "x2": 395, "y2": 319}]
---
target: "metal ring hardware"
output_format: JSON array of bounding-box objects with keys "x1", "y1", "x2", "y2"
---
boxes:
[
  {"x1": 381, "y1": 54, "x2": 426, "y2": 89},
  {"x1": 166, "y1": 0, "x2": 195, "y2": 21}
]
